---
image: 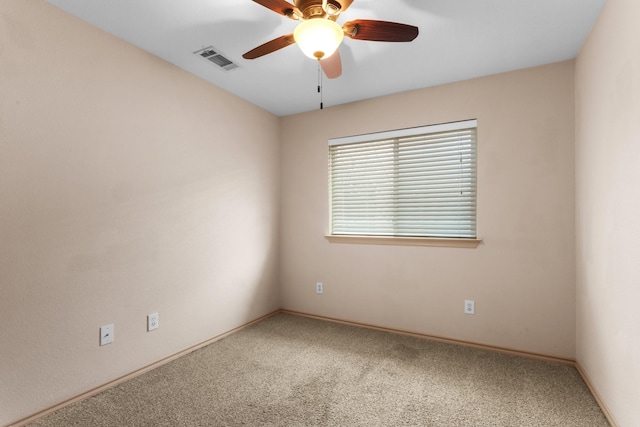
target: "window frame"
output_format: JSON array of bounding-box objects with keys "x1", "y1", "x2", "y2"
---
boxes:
[{"x1": 326, "y1": 119, "x2": 481, "y2": 248}]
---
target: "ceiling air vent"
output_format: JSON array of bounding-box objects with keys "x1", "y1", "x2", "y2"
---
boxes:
[{"x1": 194, "y1": 46, "x2": 239, "y2": 72}]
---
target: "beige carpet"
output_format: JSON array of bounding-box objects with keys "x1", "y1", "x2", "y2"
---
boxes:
[{"x1": 29, "y1": 313, "x2": 609, "y2": 426}]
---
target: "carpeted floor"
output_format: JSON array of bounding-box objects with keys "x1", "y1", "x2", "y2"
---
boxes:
[{"x1": 28, "y1": 313, "x2": 609, "y2": 426}]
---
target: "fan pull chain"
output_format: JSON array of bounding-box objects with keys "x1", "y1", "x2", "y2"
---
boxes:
[{"x1": 317, "y1": 62, "x2": 324, "y2": 110}]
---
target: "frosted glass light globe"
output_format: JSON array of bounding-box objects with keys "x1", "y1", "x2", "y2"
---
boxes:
[{"x1": 294, "y1": 19, "x2": 344, "y2": 60}]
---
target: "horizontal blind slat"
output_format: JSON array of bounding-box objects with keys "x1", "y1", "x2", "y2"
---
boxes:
[{"x1": 329, "y1": 124, "x2": 477, "y2": 238}]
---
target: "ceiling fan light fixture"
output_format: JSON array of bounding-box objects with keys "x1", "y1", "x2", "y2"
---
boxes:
[{"x1": 294, "y1": 19, "x2": 344, "y2": 60}]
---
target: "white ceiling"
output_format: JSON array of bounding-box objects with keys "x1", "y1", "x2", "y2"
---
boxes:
[{"x1": 46, "y1": 0, "x2": 605, "y2": 117}]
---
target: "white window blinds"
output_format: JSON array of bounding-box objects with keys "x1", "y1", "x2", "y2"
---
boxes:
[{"x1": 329, "y1": 120, "x2": 477, "y2": 238}]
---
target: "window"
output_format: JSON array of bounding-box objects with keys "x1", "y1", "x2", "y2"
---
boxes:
[{"x1": 328, "y1": 120, "x2": 477, "y2": 243}]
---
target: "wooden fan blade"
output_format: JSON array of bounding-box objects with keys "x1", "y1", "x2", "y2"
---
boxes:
[
  {"x1": 343, "y1": 19, "x2": 419, "y2": 42},
  {"x1": 242, "y1": 34, "x2": 295, "y2": 59},
  {"x1": 251, "y1": 0, "x2": 300, "y2": 19},
  {"x1": 320, "y1": 50, "x2": 342, "y2": 79}
]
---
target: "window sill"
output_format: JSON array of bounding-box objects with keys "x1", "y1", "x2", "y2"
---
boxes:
[{"x1": 325, "y1": 235, "x2": 482, "y2": 248}]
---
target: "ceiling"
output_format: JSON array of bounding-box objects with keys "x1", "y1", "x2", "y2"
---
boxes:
[{"x1": 46, "y1": 0, "x2": 605, "y2": 117}]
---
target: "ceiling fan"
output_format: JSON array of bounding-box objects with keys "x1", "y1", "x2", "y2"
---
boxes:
[{"x1": 242, "y1": 0, "x2": 419, "y2": 79}]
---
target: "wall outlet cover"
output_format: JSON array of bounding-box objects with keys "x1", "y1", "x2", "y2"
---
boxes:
[
  {"x1": 148, "y1": 312, "x2": 159, "y2": 331},
  {"x1": 464, "y1": 300, "x2": 475, "y2": 315}
]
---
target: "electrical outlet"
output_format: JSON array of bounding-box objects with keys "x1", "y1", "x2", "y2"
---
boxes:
[
  {"x1": 100, "y1": 324, "x2": 114, "y2": 346},
  {"x1": 464, "y1": 300, "x2": 475, "y2": 315},
  {"x1": 316, "y1": 282, "x2": 324, "y2": 294},
  {"x1": 147, "y1": 312, "x2": 159, "y2": 331}
]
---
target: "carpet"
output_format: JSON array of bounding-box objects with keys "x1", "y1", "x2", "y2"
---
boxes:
[{"x1": 28, "y1": 313, "x2": 609, "y2": 426}]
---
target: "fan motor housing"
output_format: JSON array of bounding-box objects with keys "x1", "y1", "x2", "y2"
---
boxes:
[{"x1": 296, "y1": 0, "x2": 341, "y2": 19}]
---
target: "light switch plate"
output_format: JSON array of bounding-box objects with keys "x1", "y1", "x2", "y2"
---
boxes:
[{"x1": 100, "y1": 324, "x2": 114, "y2": 346}]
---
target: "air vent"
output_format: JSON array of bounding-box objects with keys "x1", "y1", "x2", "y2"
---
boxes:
[{"x1": 194, "y1": 46, "x2": 239, "y2": 72}]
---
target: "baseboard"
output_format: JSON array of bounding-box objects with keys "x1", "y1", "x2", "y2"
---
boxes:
[
  {"x1": 10, "y1": 309, "x2": 618, "y2": 427},
  {"x1": 8, "y1": 310, "x2": 280, "y2": 427},
  {"x1": 283, "y1": 309, "x2": 623, "y2": 426},
  {"x1": 574, "y1": 363, "x2": 619, "y2": 427},
  {"x1": 281, "y1": 309, "x2": 576, "y2": 365}
]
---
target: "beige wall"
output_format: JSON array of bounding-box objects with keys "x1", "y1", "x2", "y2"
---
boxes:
[
  {"x1": 8, "y1": 0, "x2": 637, "y2": 425},
  {"x1": 280, "y1": 61, "x2": 576, "y2": 358},
  {"x1": 0, "y1": 1, "x2": 281, "y2": 425},
  {"x1": 575, "y1": 0, "x2": 640, "y2": 425}
]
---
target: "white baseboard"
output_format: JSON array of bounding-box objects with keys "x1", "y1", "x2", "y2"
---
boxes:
[{"x1": 8, "y1": 311, "x2": 280, "y2": 427}]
